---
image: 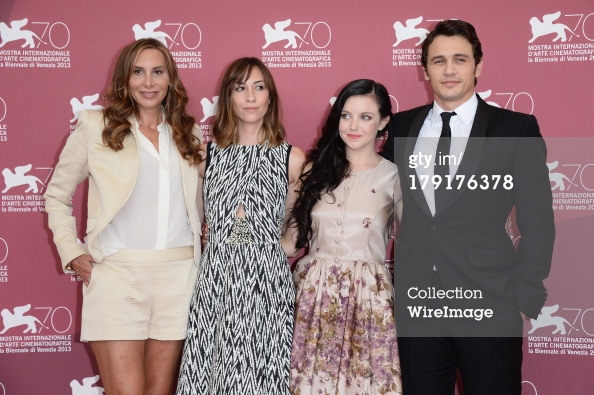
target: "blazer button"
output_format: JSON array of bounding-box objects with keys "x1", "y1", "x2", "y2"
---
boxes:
[{"x1": 430, "y1": 225, "x2": 437, "y2": 231}]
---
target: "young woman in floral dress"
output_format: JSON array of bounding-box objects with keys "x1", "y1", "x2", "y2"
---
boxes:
[{"x1": 285, "y1": 79, "x2": 402, "y2": 395}]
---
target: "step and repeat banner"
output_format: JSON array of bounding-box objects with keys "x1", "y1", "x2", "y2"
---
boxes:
[{"x1": 1, "y1": 0, "x2": 593, "y2": 393}]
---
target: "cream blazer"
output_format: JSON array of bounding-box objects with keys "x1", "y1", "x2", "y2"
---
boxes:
[{"x1": 45, "y1": 110, "x2": 202, "y2": 272}]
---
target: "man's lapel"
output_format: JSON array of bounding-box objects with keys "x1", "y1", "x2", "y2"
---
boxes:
[
  {"x1": 435, "y1": 95, "x2": 490, "y2": 215},
  {"x1": 404, "y1": 106, "x2": 433, "y2": 219}
]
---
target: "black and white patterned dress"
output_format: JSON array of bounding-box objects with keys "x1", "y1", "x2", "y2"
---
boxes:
[{"x1": 177, "y1": 142, "x2": 294, "y2": 395}]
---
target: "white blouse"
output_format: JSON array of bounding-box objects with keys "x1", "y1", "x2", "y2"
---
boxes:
[{"x1": 99, "y1": 119, "x2": 193, "y2": 256}]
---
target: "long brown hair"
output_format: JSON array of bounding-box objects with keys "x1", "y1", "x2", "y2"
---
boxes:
[
  {"x1": 102, "y1": 38, "x2": 202, "y2": 165},
  {"x1": 212, "y1": 57, "x2": 285, "y2": 148}
]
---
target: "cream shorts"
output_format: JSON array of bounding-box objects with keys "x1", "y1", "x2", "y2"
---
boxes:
[{"x1": 80, "y1": 247, "x2": 197, "y2": 341}]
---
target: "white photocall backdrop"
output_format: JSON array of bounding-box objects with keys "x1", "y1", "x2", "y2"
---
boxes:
[{"x1": 1, "y1": 0, "x2": 593, "y2": 393}]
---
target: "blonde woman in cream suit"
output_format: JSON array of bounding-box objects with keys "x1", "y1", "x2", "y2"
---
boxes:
[{"x1": 45, "y1": 38, "x2": 203, "y2": 395}]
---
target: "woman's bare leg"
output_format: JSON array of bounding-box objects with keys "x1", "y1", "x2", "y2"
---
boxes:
[
  {"x1": 90, "y1": 339, "x2": 183, "y2": 395},
  {"x1": 144, "y1": 339, "x2": 184, "y2": 395},
  {"x1": 90, "y1": 340, "x2": 145, "y2": 395}
]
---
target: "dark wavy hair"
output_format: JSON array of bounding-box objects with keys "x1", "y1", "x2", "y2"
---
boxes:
[
  {"x1": 290, "y1": 79, "x2": 392, "y2": 249},
  {"x1": 102, "y1": 38, "x2": 202, "y2": 165},
  {"x1": 421, "y1": 19, "x2": 483, "y2": 86},
  {"x1": 212, "y1": 57, "x2": 285, "y2": 148}
]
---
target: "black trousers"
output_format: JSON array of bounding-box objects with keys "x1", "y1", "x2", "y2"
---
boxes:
[
  {"x1": 398, "y1": 336, "x2": 522, "y2": 395},
  {"x1": 396, "y1": 271, "x2": 523, "y2": 395}
]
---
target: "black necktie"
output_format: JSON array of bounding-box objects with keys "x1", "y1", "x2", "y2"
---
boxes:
[{"x1": 435, "y1": 111, "x2": 456, "y2": 205}]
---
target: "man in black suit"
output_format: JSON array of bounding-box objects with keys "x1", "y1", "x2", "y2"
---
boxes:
[{"x1": 382, "y1": 20, "x2": 555, "y2": 395}]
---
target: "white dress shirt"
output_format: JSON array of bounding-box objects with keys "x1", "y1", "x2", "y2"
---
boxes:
[
  {"x1": 100, "y1": 119, "x2": 193, "y2": 256},
  {"x1": 413, "y1": 94, "x2": 479, "y2": 216}
]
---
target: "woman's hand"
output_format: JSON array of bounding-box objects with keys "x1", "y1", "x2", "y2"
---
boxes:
[
  {"x1": 201, "y1": 222, "x2": 209, "y2": 249},
  {"x1": 69, "y1": 254, "x2": 95, "y2": 286}
]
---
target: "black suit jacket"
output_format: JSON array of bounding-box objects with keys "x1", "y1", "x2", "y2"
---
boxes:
[{"x1": 382, "y1": 95, "x2": 555, "y2": 333}]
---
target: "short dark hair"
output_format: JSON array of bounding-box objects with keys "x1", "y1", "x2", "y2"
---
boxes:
[{"x1": 421, "y1": 19, "x2": 483, "y2": 70}]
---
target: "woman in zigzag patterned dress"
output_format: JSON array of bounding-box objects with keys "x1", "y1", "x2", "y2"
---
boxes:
[{"x1": 176, "y1": 58, "x2": 305, "y2": 395}]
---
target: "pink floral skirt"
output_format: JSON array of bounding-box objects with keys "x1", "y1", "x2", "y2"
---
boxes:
[{"x1": 290, "y1": 256, "x2": 402, "y2": 395}]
